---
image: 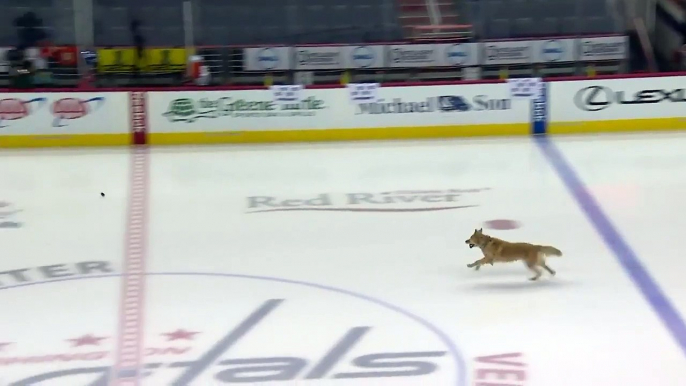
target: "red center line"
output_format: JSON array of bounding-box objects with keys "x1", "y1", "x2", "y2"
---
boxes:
[{"x1": 111, "y1": 147, "x2": 149, "y2": 385}]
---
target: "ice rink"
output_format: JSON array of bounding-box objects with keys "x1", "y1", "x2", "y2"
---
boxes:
[{"x1": 0, "y1": 133, "x2": 685, "y2": 386}]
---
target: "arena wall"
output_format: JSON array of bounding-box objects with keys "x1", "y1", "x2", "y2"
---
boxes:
[
  {"x1": 1, "y1": 73, "x2": 685, "y2": 148},
  {"x1": 548, "y1": 75, "x2": 686, "y2": 134},
  {"x1": 0, "y1": 91, "x2": 130, "y2": 147}
]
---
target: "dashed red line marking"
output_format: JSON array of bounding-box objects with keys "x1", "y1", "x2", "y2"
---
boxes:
[{"x1": 111, "y1": 148, "x2": 149, "y2": 385}]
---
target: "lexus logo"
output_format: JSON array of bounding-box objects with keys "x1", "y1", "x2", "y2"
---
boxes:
[
  {"x1": 575, "y1": 86, "x2": 686, "y2": 111},
  {"x1": 574, "y1": 86, "x2": 613, "y2": 111}
]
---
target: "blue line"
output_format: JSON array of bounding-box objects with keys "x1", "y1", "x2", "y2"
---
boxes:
[{"x1": 536, "y1": 136, "x2": 686, "y2": 358}]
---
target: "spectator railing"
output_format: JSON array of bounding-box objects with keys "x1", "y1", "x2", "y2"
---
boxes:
[
  {"x1": 411, "y1": 25, "x2": 473, "y2": 40},
  {"x1": 0, "y1": 34, "x2": 629, "y2": 87}
]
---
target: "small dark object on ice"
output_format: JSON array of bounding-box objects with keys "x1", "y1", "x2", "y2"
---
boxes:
[{"x1": 101, "y1": 192, "x2": 105, "y2": 197}]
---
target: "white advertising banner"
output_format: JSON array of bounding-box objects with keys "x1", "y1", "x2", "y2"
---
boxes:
[
  {"x1": 295, "y1": 46, "x2": 386, "y2": 69},
  {"x1": 294, "y1": 46, "x2": 344, "y2": 70},
  {"x1": 577, "y1": 36, "x2": 628, "y2": 61},
  {"x1": 388, "y1": 44, "x2": 480, "y2": 68},
  {"x1": 243, "y1": 47, "x2": 291, "y2": 71},
  {"x1": 387, "y1": 44, "x2": 438, "y2": 68},
  {"x1": 482, "y1": 41, "x2": 532, "y2": 65},
  {"x1": 149, "y1": 89, "x2": 338, "y2": 132},
  {"x1": 508, "y1": 77, "x2": 542, "y2": 99},
  {"x1": 270, "y1": 84, "x2": 304, "y2": 104},
  {"x1": 294, "y1": 45, "x2": 386, "y2": 70},
  {"x1": 351, "y1": 83, "x2": 528, "y2": 127},
  {"x1": 440, "y1": 43, "x2": 479, "y2": 67},
  {"x1": 342, "y1": 45, "x2": 385, "y2": 69},
  {"x1": 0, "y1": 92, "x2": 129, "y2": 135},
  {"x1": 149, "y1": 83, "x2": 527, "y2": 133},
  {"x1": 550, "y1": 76, "x2": 686, "y2": 122},
  {"x1": 347, "y1": 83, "x2": 380, "y2": 104},
  {"x1": 532, "y1": 39, "x2": 576, "y2": 63},
  {"x1": 244, "y1": 37, "x2": 629, "y2": 70}
]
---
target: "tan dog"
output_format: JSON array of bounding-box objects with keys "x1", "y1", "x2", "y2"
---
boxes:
[{"x1": 465, "y1": 228, "x2": 562, "y2": 281}]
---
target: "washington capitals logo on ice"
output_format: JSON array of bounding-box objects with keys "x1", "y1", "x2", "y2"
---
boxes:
[{"x1": 246, "y1": 188, "x2": 490, "y2": 213}]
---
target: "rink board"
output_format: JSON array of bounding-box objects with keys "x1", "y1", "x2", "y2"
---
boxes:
[
  {"x1": 547, "y1": 76, "x2": 686, "y2": 135},
  {"x1": 147, "y1": 123, "x2": 528, "y2": 145},
  {"x1": 0, "y1": 92, "x2": 131, "y2": 148},
  {"x1": 547, "y1": 117, "x2": 686, "y2": 134},
  {"x1": 0, "y1": 75, "x2": 686, "y2": 147},
  {"x1": 0, "y1": 134, "x2": 130, "y2": 148},
  {"x1": 146, "y1": 85, "x2": 530, "y2": 144}
]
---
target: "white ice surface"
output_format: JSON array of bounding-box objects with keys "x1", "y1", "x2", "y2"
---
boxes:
[{"x1": 0, "y1": 137, "x2": 683, "y2": 385}]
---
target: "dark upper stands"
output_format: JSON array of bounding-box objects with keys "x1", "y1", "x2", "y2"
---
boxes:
[
  {"x1": 89, "y1": 0, "x2": 404, "y2": 47},
  {"x1": 93, "y1": 0, "x2": 185, "y2": 46},
  {"x1": 461, "y1": 0, "x2": 624, "y2": 39},
  {"x1": 0, "y1": 0, "x2": 75, "y2": 46},
  {"x1": 0, "y1": 0, "x2": 624, "y2": 46}
]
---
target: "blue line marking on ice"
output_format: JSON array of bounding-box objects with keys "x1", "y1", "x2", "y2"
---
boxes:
[{"x1": 536, "y1": 136, "x2": 686, "y2": 358}]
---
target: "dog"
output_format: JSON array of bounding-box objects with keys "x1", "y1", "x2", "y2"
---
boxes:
[{"x1": 465, "y1": 228, "x2": 562, "y2": 281}]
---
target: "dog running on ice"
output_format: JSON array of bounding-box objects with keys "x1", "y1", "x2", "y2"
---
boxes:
[{"x1": 465, "y1": 228, "x2": 563, "y2": 281}]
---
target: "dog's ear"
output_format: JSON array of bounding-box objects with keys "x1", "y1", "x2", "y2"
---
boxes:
[{"x1": 477, "y1": 228, "x2": 482, "y2": 233}]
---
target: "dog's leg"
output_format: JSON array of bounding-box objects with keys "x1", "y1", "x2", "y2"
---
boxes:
[
  {"x1": 526, "y1": 260, "x2": 543, "y2": 281},
  {"x1": 529, "y1": 266, "x2": 543, "y2": 281},
  {"x1": 537, "y1": 254, "x2": 556, "y2": 277},
  {"x1": 467, "y1": 256, "x2": 492, "y2": 270},
  {"x1": 542, "y1": 263, "x2": 556, "y2": 276}
]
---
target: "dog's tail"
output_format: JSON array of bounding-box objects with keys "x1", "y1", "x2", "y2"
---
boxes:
[{"x1": 539, "y1": 245, "x2": 562, "y2": 257}]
